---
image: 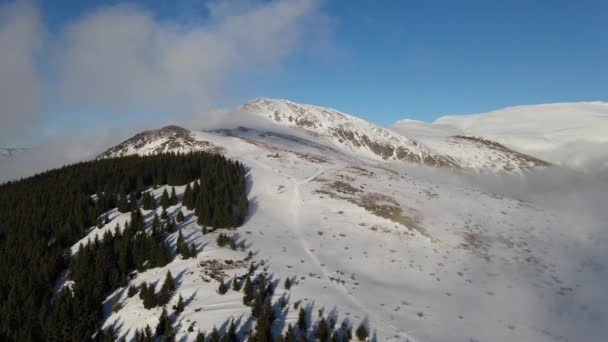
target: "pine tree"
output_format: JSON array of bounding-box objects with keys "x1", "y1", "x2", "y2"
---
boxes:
[
  {"x1": 160, "y1": 189, "x2": 171, "y2": 209},
  {"x1": 155, "y1": 307, "x2": 171, "y2": 337},
  {"x1": 232, "y1": 276, "x2": 241, "y2": 291},
  {"x1": 195, "y1": 331, "x2": 205, "y2": 342},
  {"x1": 284, "y1": 277, "x2": 292, "y2": 290},
  {"x1": 285, "y1": 324, "x2": 296, "y2": 342},
  {"x1": 251, "y1": 289, "x2": 264, "y2": 318},
  {"x1": 298, "y1": 308, "x2": 307, "y2": 333},
  {"x1": 173, "y1": 295, "x2": 185, "y2": 314},
  {"x1": 242, "y1": 275, "x2": 254, "y2": 305},
  {"x1": 182, "y1": 183, "x2": 193, "y2": 209},
  {"x1": 159, "y1": 271, "x2": 176, "y2": 305},
  {"x1": 355, "y1": 322, "x2": 368, "y2": 341},
  {"x1": 209, "y1": 327, "x2": 220, "y2": 342},
  {"x1": 217, "y1": 280, "x2": 228, "y2": 295},
  {"x1": 161, "y1": 208, "x2": 168, "y2": 220},
  {"x1": 316, "y1": 317, "x2": 329, "y2": 342},
  {"x1": 176, "y1": 210, "x2": 184, "y2": 223},
  {"x1": 224, "y1": 320, "x2": 237, "y2": 342},
  {"x1": 170, "y1": 187, "x2": 178, "y2": 205}
]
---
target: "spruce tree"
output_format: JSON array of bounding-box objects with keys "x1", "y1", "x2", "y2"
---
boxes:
[
  {"x1": 224, "y1": 320, "x2": 237, "y2": 342},
  {"x1": 232, "y1": 276, "x2": 241, "y2": 291},
  {"x1": 160, "y1": 189, "x2": 171, "y2": 209},
  {"x1": 155, "y1": 307, "x2": 171, "y2": 337},
  {"x1": 298, "y1": 307, "x2": 307, "y2": 333},
  {"x1": 242, "y1": 275, "x2": 254, "y2": 305},
  {"x1": 285, "y1": 324, "x2": 296, "y2": 342},
  {"x1": 173, "y1": 295, "x2": 185, "y2": 314},
  {"x1": 176, "y1": 210, "x2": 184, "y2": 223},
  {"x1": 355, "y1": 322, "x2": 368, "y2": 341},
  {"x1": 316, "y1": 317, "x2": 329, "y2": 342},
  {"x1": 170, "y1": 187, "x2": 178, "y2": 205},
  {"x1": 195, "y1": 332, "x2": 205, "y2": 342},
  {"x1": 217, "y1": 280, "x2": 228, "y2": 295},
  {"x1": 209, "y1": 327, "x2": 220, "y2": 342},
  {"x1": 182, "y1": 183, "x2": 193, "y2": 209},
  {"x1": 284, "y1": 277, "x2": 292, "y2": 290}
]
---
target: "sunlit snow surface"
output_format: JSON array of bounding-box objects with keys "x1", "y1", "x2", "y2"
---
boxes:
[{"x1": 84, "y1": 125, "x2": 608, "y2": 342}]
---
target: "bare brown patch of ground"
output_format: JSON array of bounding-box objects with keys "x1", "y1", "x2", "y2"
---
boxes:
[{"x1": 198, "y1": 258, "x2": 249, "y2": 282}]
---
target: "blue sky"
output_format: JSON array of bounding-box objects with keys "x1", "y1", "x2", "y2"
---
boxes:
[
  {"x1": 246, "y1": 0, "x2": 608, "y2": 123},
  {"x1": 0, "y1": 0, "x2": 607, "y2": 146}
]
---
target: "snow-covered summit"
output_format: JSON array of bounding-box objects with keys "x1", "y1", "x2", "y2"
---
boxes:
[
  {"x1": 242, "y1": 98, "x2": 458, "y2": 167},
  {"x1": 242, "y1": 98, "x2": 549, "y2": 172},
  {"x1": 98, "y1": 125, "x2": 222, "y2": 158}
]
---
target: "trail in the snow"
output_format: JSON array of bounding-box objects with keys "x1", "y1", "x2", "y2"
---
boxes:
[{"x1": 288, "y1": 166, "x2": 413, "y2": 341}]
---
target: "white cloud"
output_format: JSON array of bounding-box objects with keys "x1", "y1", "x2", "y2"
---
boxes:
[
  {"x1": 0, "y1": 1, "x2": 45, "y2": 146},
  {"x1": 0, "y1": 0, "x2": 328, "y2": 179},
  {"x1": 57, "y1": 0, "x2": 322, "y2": 115}
]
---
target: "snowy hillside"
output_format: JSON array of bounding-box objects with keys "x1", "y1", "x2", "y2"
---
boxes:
[
  {"x1": 394, "y1": 102, "x2": 608, "y2": 168},
  {"x1": 92, "y1": 120, "x2": 607, "y2": 342},
  {"x1": 241, "y1": 99, "x2": 549, "y2": 173}
]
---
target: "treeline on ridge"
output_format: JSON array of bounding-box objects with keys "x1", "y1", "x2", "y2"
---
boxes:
[{"x1": 0, "y1": 152, "x2": 248, "y2": 341}]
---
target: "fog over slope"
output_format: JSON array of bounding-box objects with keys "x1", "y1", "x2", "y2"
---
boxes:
[{"x1": 393, "y1": 101, "x2": 608, "y2": 170}]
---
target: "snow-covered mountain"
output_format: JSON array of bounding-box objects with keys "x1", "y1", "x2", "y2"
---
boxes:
[
  {"x1": 98, "y1": 125, "x2": 223, "y2": 158},
  {"x1": 240, "y1": 98, "x2": 549, "y2": 173},
  {"x1": 92, "y1": 99, "x2": 607, "y2": 342},
  {"x1": 393, "y1": 101, "x2": 608, "y2": 168}
]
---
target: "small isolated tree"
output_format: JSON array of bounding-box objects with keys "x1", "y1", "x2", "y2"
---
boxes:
[
  {"x1": 217, "y1": 280, "x2": 228, "y2": 295},
  {"x1": 284, "y1": 277, "x2": 292, "y2": 290},
  {"x1": 355, "y1": 322, "x2": 368, "y2": 341},
  {"x1": 176, "y1": 210, "x2": 184, "y2": 223},
  {"x1": 158, "y1": 271, "x2": 176, "y2": 305}
]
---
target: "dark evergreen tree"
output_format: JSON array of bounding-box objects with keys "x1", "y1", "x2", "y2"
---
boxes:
[
  {"x1": 195, "y1": 331, "x2": 205, "y2": 342},
  {"x1": 284, "y1": 277, "x2": 292, "y2": 290},
  {"x1": 316, "y1": 317, "x2": 329, "y2": 342},
  {"x1": 155, "y1": 307, "x2": 172, "y2": 337},
  {"x1": 217, "y1": 280, "x2": 228, "y2": 295},
  {"x1": 170, "y1": 187, "x2": 178, "y2": 205},
  {"x1": 209, "y1": 327, "x2": 220, "y2": 342},
  {"x1": 285, "y1": 324, "x2": 296, "y2": 342},
  {"x1": 298, "y1": 308, "x2": 307, "y2": 333},
  {"x1": 232, "y1": 276, "x2": 241, "y2": 291},
  {"x1": 173, "y1": 295, "x2": 185, "y2": 314},
  {"x1": 355, "y1": 322, "x2": 368, "y2": 341},
  {"x1": 160, "y1": 189, "x2": 171, "y2": 209},
  {"x1": 243, "y1": 275, "x2": 254, "y2": 305},
  {"x1": 176, "y1": 210, "x2": 184, "y2": 223}
]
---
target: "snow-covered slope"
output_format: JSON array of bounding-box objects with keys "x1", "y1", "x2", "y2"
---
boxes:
[
  {"x1": 98, "y1": 125, "x2": 222, "y2": 158},
  {"x1": 91, "y1": 120, "x2": 607, "y2": 342},
  {"x1": 404, "y1": 102, "x2": 608, "y2": 168},
  {"x1": 242, "y1": 99, "x2": 549, "y2": 173}
]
